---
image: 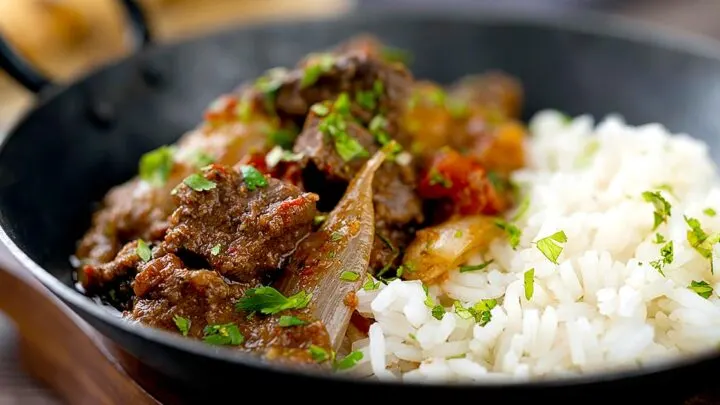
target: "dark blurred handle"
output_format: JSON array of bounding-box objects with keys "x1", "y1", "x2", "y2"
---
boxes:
[{"x1": 0, "y1": 0, "x2": 152, "y2": 94}]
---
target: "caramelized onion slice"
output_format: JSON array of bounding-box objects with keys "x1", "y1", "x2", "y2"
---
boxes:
[
  {"x1": 278, "y1": 147, "x2": 388, "y2": 350},
  {"x1": 402, "y1": 215, "x2": 502, "y2": 285}
]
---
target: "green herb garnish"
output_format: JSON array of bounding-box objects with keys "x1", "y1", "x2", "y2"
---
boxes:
[
  {"x1": 650, "y1": 241, "x2": 673, "y2": 277},
  {"x1": 136, "y1": 239, "x2": 152, "y2": 262},
  {"x1": 317, "y1": 93, "x2": 369, "y2": 162},
  {"x1": 335, "y1": 351, "x2": 363, "y2": 370},
  {"x1": 173, "y1": 315, "x2": 191, "y2": 336},
  {"x1": 494, "y1": 219, "x2": 522, "y2": 250},
  {"x1": 653, "y1": 233, "x2": 666, "y2": 244},
  {"x1": 705, "y1": 208, "x2": 717, "y2": 217},
  {"x1": 189, "y1": 151, "x2": 215, "y2": 168},
  {"x1": 308, "y1": 345, "x2": 330, "y2": 362},
  {"x1": 642, "y1": 191, "x2": 672, "y2": 230},
  {"x1": 355, "y1": 90, "x2": 377, "y2": 110},
  {"x1": 512, "y1": 195, "x2": 531, "y2": 222},
  {"x1": 235, "y1": 286, "x2": 312, "y2": 315},
  {"x1": 183, "y1": 173, "x2": 217, "y2": 192},
  {"x1": 313, "y1": 215, "x2": 327, "y2": 226},
  {"x1": 301, "y1": 54, "x2": 335, "y2": 88},
  {"x1": 340, "y1": 271, "x2": 360, "y2": 282},
  {"x1": 524, "y1": 268, "x2": 535, "y2": 300},
  {"x1": 428, "y1": 168, "x2": 452, "y2": 188},
  {"x1": 534, "y1": 231, "x2": 568, "y2": 264},
  {"x1": 431, "y1": 305, "x2": 445, "y2": 320},
  {"x1": 203, "y1": 323, "x2": 244, "y2": 346},
  {"x1": 363, "y1": 274, "x2": 380, "y2": 291},
  {"x1": 278, "y1": 315, "x2": 307, "y2": 327},
  {"x1": 240, "y1": 165, "x2": 268, "y2": 191},
  {"x1": 330, "y1": 231, "x2": 344, "y2": 242},
  {"x1": 446, "y1": 354, "x2": 467, "y2": 360},
  {"x1": 311, "y1": 103, "x2": 330, "y2": 117},
  {"x1": 210, "y1": 244, "x2": 221, "y2": 256},
  {"x1": 453, "y1": 299, "x2": 496, "y2": 326},
  {"x1": 139, "y1": 145, "x2": 175, "y2": 187},
  {"x1": 269, "y1": 128, "x2": 298, "y2": 149},
  {"x1": 684, "y1": 216, "x2": 720, "y2": 274},
  {"x1": 689, "y1": 280, "x2": 714, "y2": 299},
  {"x1": 459, "y1": 260, "x2": 494, "y2": 273}
]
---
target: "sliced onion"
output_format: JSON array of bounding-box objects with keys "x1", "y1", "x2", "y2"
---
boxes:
[
  {"x1": 402, "y1": 215, "x2": 501, "y2": 284},
  {"x1": 278, "y1": 147, "x2": 388, "y2": 350}
]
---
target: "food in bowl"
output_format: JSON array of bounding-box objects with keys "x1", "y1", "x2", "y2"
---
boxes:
[{"x1": 71, "y1": 35, "x2": 720, "y2": 381}]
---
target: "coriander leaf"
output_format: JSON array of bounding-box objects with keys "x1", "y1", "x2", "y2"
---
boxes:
[
  {"x1": 183, "y1": 173, "x2": 216, "y2": 192},
  {"x1": 335, "y1": 350, "x2": 363, "y2": 370},
  {"x1": 494, "y1": 219, "x2": 522, "y2": 250},
  {"x1": 311, "y1": 103, "x2": 330, "y2": 117},
  {"x1": 363, "y1": 274, "x2": 380, "y2": 291},
  {"x1": 446, "y1": 354, "x2": 467, "y2": 360},
  {"x1": 689, "y1": 280, "x2": 714, "y2": 299},
  {"x1": 454, "y1": 299, "x2": 496, "y2": 326},
  {"x1": 428, "y1": 88, "x2": 446, "y2": 107},
  {"x1": 313, "y1": 215, "x2": 327, "y2": 226},
  {"x1": 278, "y1": 315, "x2": 307, "y2": 327},
  {"x1": 136, "y1": 239, "x2": 152, "y2": 262},
  {"x1": 189, "y1": 151, "x2": 215, "y2": 168},
  {"x1": 330, "y1": 231, "x2": 344, "y2": 242},
  {"x1": 705, "y1": 208, "x2": 717, "y2": 217},
  {"x1": 378, "y1": 233, "x2": 398, "y2": 253},
  {"x1": 139, "y1": 145, "x2": 175, "y2": 187},
  {"x1": 340, "y1": 271, "x2": 360, "y2": 282},
  {"x1": 355, "y1": 90, "x2": 377, "y2": 110},
  {"x1": 301, "y1": 54, "x2": 335, "y2": 88},
  {"x1": 308, "y1": 345, "x2": 330, "y2": 362},
  {"x1": 373, "y1": 80, "x2": 384, "y2": 95},
  {"x1": 431, "y1": 304, "x2": 445, "y2": 320},
  {"x1": 653, "y1": 233, "x2": 666, "y2": 244},
  {"x1": 534, "y1": 230, "x2": 568, "y2": 264},
  {"x1": 240, "y1": 165, "x2": 269, "y2": 191},
  {"x1": 642, "y1": 191, "x2": 672, "y2": 230},
  {"x1": 203, "y1": 323, "x2": 244, "y2": 346},
  {"x1": 511, "y1": 195, "x2": 531, "y2": 222},
  {"x1": 428, "y1": 168, "x2": 452, "y2": 188},
  {"x1": 524, "y1": 268, "x2": 535, "y2": 300},
  {"x1": 334, "y1": 135, "x2": 369, "y2": 162},
  {"x1": 269, "y1": 128, "x2": 298, "y2": 149},
  {"x1": 173, "y1": 315, "x2": 191, "y2": 336},
  {"x1": 454, "y1": 230, "x2": 463, "y2": 238},
  {"x1": 235, "y1": 286, "x2": 312, "y2": 315},
  {"x1": 210, "y1": 244, "x2": 221, "y2": 256},
  {"x1": 459, "y1": 260, "x2": 494, "y2": 273},
  {"x1": 254, "y1": 67, "x2": 287, "y2": 95},
  {"x1": 684, "y1": 215, "x2": 720, "y2": 274},
  {"x1": 453, "y1": 301, "x2": 473, "y2": 320}
]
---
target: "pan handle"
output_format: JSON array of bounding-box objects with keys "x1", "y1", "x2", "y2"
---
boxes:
[{"x1": 0, "y1": 0, "x2": 152, "y2": 94}]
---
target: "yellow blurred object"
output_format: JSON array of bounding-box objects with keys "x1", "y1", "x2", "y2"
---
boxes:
[{"x1": 0, "y1": 0, "x2": 352, "y2": 132}]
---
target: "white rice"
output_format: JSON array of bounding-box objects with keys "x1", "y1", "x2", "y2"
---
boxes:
[{"x1": 351, "y1": 110, "x2": 720, "y2": 382}]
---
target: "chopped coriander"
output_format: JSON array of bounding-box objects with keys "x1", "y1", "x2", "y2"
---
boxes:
[
  {"x1": 431, "y1": 305, "x2": 445, "y2": 320},
  {"x1": 459, "y1": 260, "x2": 494, "y2": 273},
  {"x1": 173, "y1": 315, "x2": 191, "y2": 336},
  {"x1": 139, "y1": 145, "x2": 175, "y2": 187},
  {"x1": 327, "y1": 250, "x2": 336, "y2": 259},
  {"x1": 446, "y1": 354, "x2": 467, "y2": 360},
  {"x1": 183, "y1": 173, "x2": 216, "y2": 192},
  {"x1": 534, "y1": 231, "x2": 568, "y2": 264},
  {"x1": 363, "y1": 274, "x2": 380, "y2": 291},
  {"x1": 189, "y1": 151, "x2": 215, "y2": 168},
  {"x1": 355, "y1": 90, "x2": 377, "y2": 110},
  {"x1": 300, "y1": 53, "x2": 335, "y2": 88},
  {"x1": 453, "y1": 299, "x2": 496, "y2": 326},
  {"x1": 235, "y1": 286, "x2": 312, "y2": 315},
  {"x1": 335, "y1": 350, "x2": 363, "y2": 370},
  {"x1": 278, "y1": 315, "x2": 307, "y2": 327},
  {"x1": 335, "y1": 135, "x2": 368, "y2": 162},
  {"x1": 642, "y1": 191, "x2": 672, "y2": 230},
  {"x1": 650, "y1": 241, "x2": 674, "y2": 277},
  {"x1": 210, "y1": 244, "x2": 221, "y2": 256},
  {"x1": 524, "y1": 268, "x2": 535, "y2": 300},
  {"x1": 369, "y1": 115, "x2": 392, "y2": 145},
  {"x1": 653, "y1": 233, "x2": 666, "y2": 244},
  {"x1": 454, "y1": 230, "x2": 463, "y2": 238},
  {"x1": 313, "y1": 215, "x2": 327, "y2": 226},
  {"x1": 340, "y1": 271, "x2": 360, "y2": 282},
  {"x1": 428, "y1": 88, "x2": 446, "y2": 107},
  {"x1": 202, "y1": 323, "x2": 244, "y2": 346},
  {"x1": 310, "y1": 103, "x2": 330, "y2": 117},
  {"x1": 373, "y1": 79, "x2": 384, "y2": 95},
  {"x1": 705, "y1": 208, "x2": 717, "y2": 217},
  {"x1": 511, "y1": 195, "x2": 531, "y2": 222},
  {"x1": 254, "y1": 67, "x2": 287, "y2": 95},
  {"x1": 240, "y1": 165, "x2": 268, "y2": 191},
  {"x1": 317, "y1": 94, "x2": 369, "y2": 162},
  {"x1": 308, "y1": 345, "x2": 330, "y2": 362},
  {"x1": 330, "y1": 231, "x2": 344, "y2": 242},
  {"x1": 494, "y1": 219, "x2": 522, "y2": 250},
  {"x1": 428, "y1": 168, "x2": 452, "y2": 188},
  {"x1": 378, "y1": 233, "x2": 397, "y2": 253},
  {"x1": 136, "y1": 239, "x2": 152, "y2": 262},
  {"x1": 408, "y1": 333, "x2": 417, "y2": 341},
  {"x1": 265, "y1": 146, "x2": 304, "y2": 168},
  {"x1": 269, "y1": 128, "x2": 298, "y2": 149},
  {"x1": 689, "y1": 280, "x2": 714, "y2": 299},
  {"x1": 684, "y1": 216, "x2": 720, "y2": 274}
]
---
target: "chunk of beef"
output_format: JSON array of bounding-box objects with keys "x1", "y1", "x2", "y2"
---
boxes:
[
  {"x1": 160, "y1": 164, "x2": 318, "y2": 283},
  {"x1": 75, "y1": 93, "x2": 275, "y2": 266},
  {"x1": 79, "y1": 240, "x2": 142, "y2": 310},
  {"x1": 294, "y1": 111, "x2": 423, "y2": 273},
  {"x1": 130, "y1": 253, "x2": 331, "y2": 364}
]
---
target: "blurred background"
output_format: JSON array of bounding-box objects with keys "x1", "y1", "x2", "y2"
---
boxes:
[{"x1": 0, "y1": 0, "x2": 719, "y2": 403}]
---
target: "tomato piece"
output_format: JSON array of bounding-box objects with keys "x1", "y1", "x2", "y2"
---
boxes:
[{"x1": 418, "y1": 148, "x2": 507, "y2": 217}]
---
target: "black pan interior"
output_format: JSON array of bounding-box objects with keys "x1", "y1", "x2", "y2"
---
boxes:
[{"x1": 2, "y1": 9, "x2": 720, "y2": 400}]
